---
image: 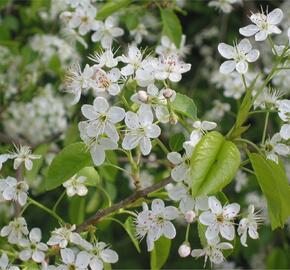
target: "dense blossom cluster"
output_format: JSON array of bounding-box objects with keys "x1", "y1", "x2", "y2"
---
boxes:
[{"x1": 0, "y1": 0, "x2": 290, "y2": 269}]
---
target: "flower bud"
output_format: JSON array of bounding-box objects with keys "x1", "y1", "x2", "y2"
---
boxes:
[
  {"x1": 162, "y1": 88, "x2": 174, "y2": 99},
  {"x1": 178, "y1": 243, "x2": 191, "y2": 258},
  {"x1": 169, "y1": 113, "x2": 178, "y2": 125},
  {"x1": 185, "y1": 210, "x2": 196, "y2": 223},
  {"x1": 137, "y1": 90, "x2": 148, "y2": 102}
]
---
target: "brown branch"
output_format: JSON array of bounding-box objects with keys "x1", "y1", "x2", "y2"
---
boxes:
[{"x1": 76, "y1": 176, "x2": 172, "y2": 232}]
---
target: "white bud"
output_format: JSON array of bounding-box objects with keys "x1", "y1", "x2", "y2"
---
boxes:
[
  {"x1": 162, "y1": 88, "x2": 174, "y2": 99},
  {"x1": 185, "y1": 210, "x2": 196, "y2": 223},
  {"x1": 137, "y1": 90, "x2": 148, "y2": 102},
  {"x1": 178, "y1": 243, "x2": 191, "y2": 258}
]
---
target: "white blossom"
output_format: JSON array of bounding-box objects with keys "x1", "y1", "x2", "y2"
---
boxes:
[
  {"x1": 178, "y1": 243, "x2": 191, "y2": 258},
  {"x1": 19, "y1": 228, "x2": 48, "y2": 263},
  {"x1": 47, "y1": 225, "x2": 85, "y2": 249},
  {"x1": 84, "y1": 241, "x2": 119, "y2": 270},
  {"x1": 135, "y1": 199, "x2": 178, "y2": 251},
  {"x1": 63, "y1": 175, "x2": 88, "y2": 197},
  {"x1": 90, "y1": 67, "x2": 121, "y2": 96},
  {"x1": 68, "y1": 6, "x2": 98, "y2": 35},
  {"x1": 56, "y1": 248, "x2": 90, "y2": 270},
  {"x1": 238, "y1": 205, "x2": 262, "y2": 247},
  {"x1": 152, "y1": 53, "x2": 191, "y2": 82},
  {"x1": 122, "y1": 106, "x2": 161, "y2": 155},
  {"x1": 80, "y1": 97, "x2": 125, "y2": 142},
  {"x1": 264, "y1": 133, "x2": 289, "y2": 163},
  {"x1": 0, "y1": 217, "x2": 29, "y2": 244},
  {"x1": 208, "y1": 0, "x2": 241, "y2": 14},
  {"x1": 0, "y1": 177, "x2": 28, "y2": 206},
  {"x1": 218, "y1": 39, "x2": 259, "y2": 74},
  {"x1": 191, "y1": 237, "x2": 233, "y2": 266},
  {"x1": 0, "y1": 253, "x2": 20, "y2": 270},
  {"x1": 239, "y1": 8, "x2": 283, "y2": 41},
  {"x1": 277, "y1": 99, "x2": 290, "y2": 140},
  {"x1": 199, "y1": 196, "x2": 240, "y2": 241},
  {"x1": 92, "y1": 16, "x2": 124, "y2": 49},
  {"x1": 167, "y1": 151, "x2": 191, "y2": 183},
  {"x1": 9, "y1": 145, "x2": 41, "y2": 171},
  {"x1": 89, "y1": 49, "x2": 118, "y2": 68}
]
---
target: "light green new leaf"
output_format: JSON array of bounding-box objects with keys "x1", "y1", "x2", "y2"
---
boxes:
[
  {"x1": 97, "y1": 0, "x2": 132, "y2": 20},
  {"x1": 169, "y1": 133, "x2": 185, "y2": 152},
  {"x1": 124, "y1": 217, "x2": 141, "y2": 253},
  {"x1": 171, "y1": 93, "x2": 197, "y2": 121},
  {"x1": 160, "y1": 9, "x2": 182, "y2": 47},
  {"x1": 46, "y1": 143, "x2": 92, "y2": 190},
  {"x1": 77, "y1": 167, "x2": 100, "y2": 187},
  {"x1": 190, "y1": 132, "x2": 240, "y2": 196},
  {"x1": 249, "y1": 153, "x2": 290, "y2": 229},
  {"x1": 150, "y1": 237, "x2": 171, "y2": 270}
]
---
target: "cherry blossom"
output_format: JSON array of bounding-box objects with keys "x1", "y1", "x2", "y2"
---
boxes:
[
  {"x1": 0, "y1": 217, "x2": 29, "y2": 245},
  {"x1": 238, "y1": 205, "x2": 262, "y2": 247},
  {"x1": 135, "y1": 199, "x2": 178, "y2": 251},
  {"x1": 92, "y1": 16, "x2": 124, "y2": 49},
  {"x1": 0, "y1": 253, "x2": 20, "y2": 270},
  {"x1": 277, "y1": 99, "x2": 290, "y2": 140},
  {"x1": 199, "y1": 196, "x2": 240, "y2": 241},
  {"x1": 63, "y1": 175, "x2": 88, "y2": 197},
  {"x1": 239, "y1": 8, "x2": 283, "y2": 41},
  {"x1": 264, "y1": 133, "x2": 289, "y2": 163},
  {"x1": 191, "y1": 237, "x2": 233, "y2": 266},
  {"x1": 122, "y1": 106, "x2": 161, "y2": 155},
  {"x1": 0, "y1": 177, "x2": 28, "y2": 206},
  {"x1": 19, "y1": 228, "x2": 48, "y2": 263},
  {"x1": 80, "y1": 97, "x2": 125, "y2": 142},
  {"x1": 218, "y1": 39, "x2": 259, "y2": 74}
]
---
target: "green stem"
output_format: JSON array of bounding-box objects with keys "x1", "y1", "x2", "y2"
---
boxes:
[
  {"x1": 28, "y1": 197, "x2": 65, "y2": 225},
  {"x1": 0, "y1": 249, "x2": 17, "y2": 257},
  {"x1": 185, "y1": 223, "x2": 190, "y2": 242},
  {"x1": 240, "y1": 166, "x2": 255, "y2": 175},
  {"x1": 103, "y1": 162, "x2": 131, "y2": 175},
  {"x1": 249, "y1": 109, "x2": 277, "y2": 115},
  {"x1": 97, "y1": 185, "x2": 112, "y2": 207},
  {"x1": 268, "y1": 36, "x2": 278, "y2": 56},
  {"x1": 261, "y1": 112, "x2": 269, "y2": 145},
  {"x1": 53, "y1": 190, "x2": 66, "y2": 213},
  {"x1": 234, "y1": 138, "x2": 262, "y2": 154},
  {"x1": 241, "y1": 74, "x2": 247, "y2": 90},
  {"x1": 156, "y1": 138, "x2": 169, "y2": 154}
]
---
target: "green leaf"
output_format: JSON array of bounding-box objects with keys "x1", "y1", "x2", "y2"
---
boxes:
[
  {"x1": 190, "y1": 131, "x2": 240, "y2": 196},
  {"x1": 124, "y1": 13, "x2": 139, "y2": 30},
  {"x1": 249, "y1": 153, "x2": 290, "y2": 229},
  {"x1": 69, "y1": 196, "x2": 85, "y2": 225},
  {"x1": 169, "y1": 133, "x2": 185, "y2": 152},
  {"x1": 266, "y1": 248, "x2": 289, "y2": 269},
  {"x1": 64, "y1": 122, "x2": 81, "y2": 146},
  {"x1": 150, "y1": 237, "x2": 171, "y2": 270},
  {"x1": 46, "y1": 143, "x2": 92, "y2": 190},
  {"x1": 197, "y1": 222, "x2": 207, "y2": 248},
  {"x1": 171, "y1": 93, "x2": 197, "y2": 121},
  {"x1": 77, "y1": 167, "x2": 100, "y2": 187},
  {"x1": 97, "y1": 0, "x2": 132, "y2": 20},
  {"x1": 124, "y1": 217, "x2": 141, "y2": 253},
  {"x1": 160, "y1": 9, "x2": 182, "y2": 47},
  {"x1": 98, "y1": 151, "x2": 118, "y2": 182}
]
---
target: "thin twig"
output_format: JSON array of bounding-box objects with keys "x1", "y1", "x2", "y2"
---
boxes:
[{"x1": 76, "y1": 177, "x2": 172, "y2": 232}]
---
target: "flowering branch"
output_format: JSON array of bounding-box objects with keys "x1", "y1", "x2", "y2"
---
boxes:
[{"x1": 76, "y1": 176, "x2": 172, "y2": 232}]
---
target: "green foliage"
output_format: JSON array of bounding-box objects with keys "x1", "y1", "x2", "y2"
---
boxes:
[
  {"x1": 171, "y1": 93, "x2": 197, "y2": 121},
  {"x1": 69, "y1": 196, "x2": 86, "y2": 225},
  {"x1": 150, "y1": 237, "x2": 171, "y2": 270},
  {"x1": 46, "y1": 143, "x2": 92, "y2": 190},
  {"x1": 124, "y1": 217, "x2": 141, "y2": 253},
  {"x1": 266, "y1": 248, "x2": 290, "y2": 269},
  {"x1": 124, "y1": 13, "x2": 139, "y2": 30},
  {"x1": 190, "y1": 131, "x2": 240, "y2": 196},
  {"x1": 77, "y1": 167, "x2": 100, "y2": 186},
  {"x1": 169, "y1": 133, "x2": 185, "y2": 152},
  {"x1": 160, "y1": 9, "x2": 182, "y2": 47},
  {"x1": 249, "y1": 153, "x2": 290, "y2": 229},
  {"x1": 97, "y1": 0, "x2": 132, "y2": 20}
]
